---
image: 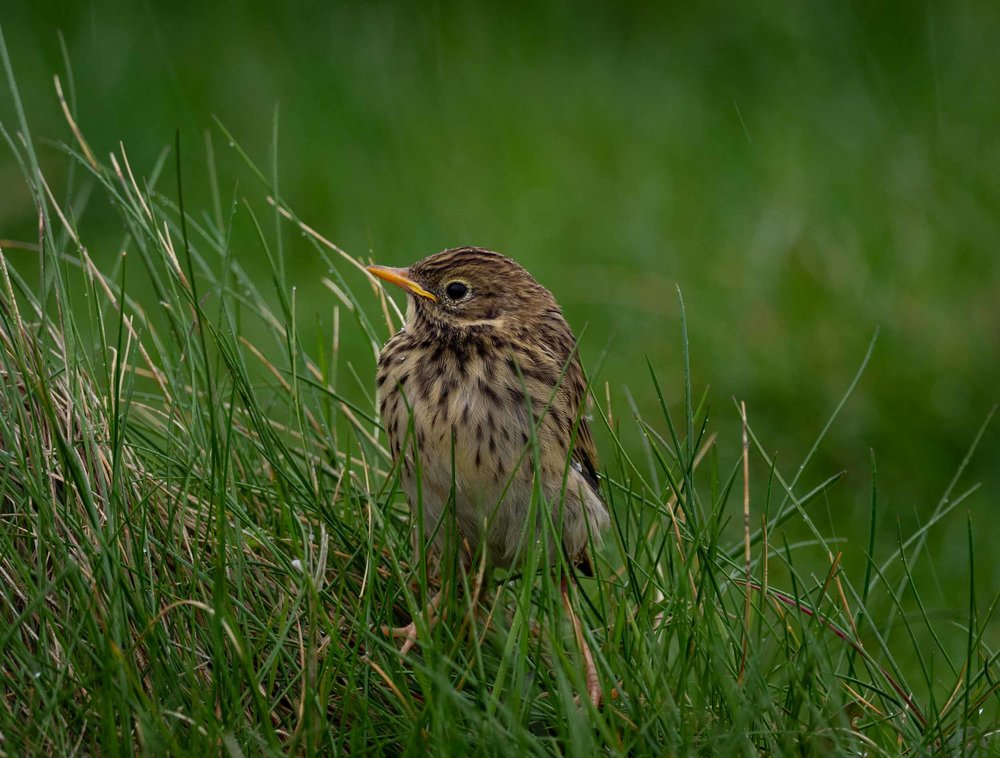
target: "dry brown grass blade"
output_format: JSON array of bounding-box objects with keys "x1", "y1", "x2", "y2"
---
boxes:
[
  {"x1": 54, "y1": 74, "x2": 96, "y2": 170},
  {"x1": 267, "y1": 198, "x2": 402, "y2": 339}
]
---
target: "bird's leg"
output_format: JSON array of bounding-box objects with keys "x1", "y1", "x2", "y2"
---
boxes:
[
  {"x1": 382, "y1": 586, "x2": 446, "y2": 656},
  {"x1": 455, "y1": 536, "x2": 492, "y2": 644},
  {"x1": 562, "y1": 576, "x2": 602, "y2": 708},
  {"x1": 383, "y1": 536, "x2": 475, "y2": 655}
]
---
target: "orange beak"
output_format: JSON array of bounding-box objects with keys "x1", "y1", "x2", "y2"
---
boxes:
[{"x1": 366, "y1": 265, "x2": 437, "y2": 301}]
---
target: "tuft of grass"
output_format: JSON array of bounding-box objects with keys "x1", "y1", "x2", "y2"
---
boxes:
[{"x1": 1, "y1": 37, "x2": 998, "y2": 755}]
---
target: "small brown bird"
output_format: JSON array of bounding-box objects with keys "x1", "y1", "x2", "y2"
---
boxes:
[{"x1": 368, "y1": 246, "x2": 609, "y2": 703}]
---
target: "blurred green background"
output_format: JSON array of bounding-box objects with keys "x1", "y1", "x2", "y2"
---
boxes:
[{"x1": 2, "y1": 3, "x2": 998, "y2": 600}]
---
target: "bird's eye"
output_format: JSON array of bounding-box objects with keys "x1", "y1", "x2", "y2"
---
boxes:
[{"x1": 444, "y1": 281, "x2": 469, "y2": 300}]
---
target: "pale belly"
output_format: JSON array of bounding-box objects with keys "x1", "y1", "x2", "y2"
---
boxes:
[{"x1": 397, "y1": 391, "x2": 538, "y2": 567}]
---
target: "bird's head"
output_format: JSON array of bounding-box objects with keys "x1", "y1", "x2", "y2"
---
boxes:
[{"x1": 367, "y1": 247, "x2": 560, "y2": 333}]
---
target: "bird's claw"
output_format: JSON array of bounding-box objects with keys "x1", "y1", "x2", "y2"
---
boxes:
[{"x1": 382, "y1": 621, "x2": 420, "y2": 656}]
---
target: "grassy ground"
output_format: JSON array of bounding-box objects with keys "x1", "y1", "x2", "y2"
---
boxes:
[{"x1": 1, "y1": 7, "x2": 999, "y2": 755}]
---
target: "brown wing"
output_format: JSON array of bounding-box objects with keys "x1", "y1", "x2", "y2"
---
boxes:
[
  {"x1": 572, "y1": 420, "x2": 601, "y2": 493},
  {"x1": 562, "y1": 346, "x2": 601, "y2": 494},
  {"x1": 513, "y1": 306, "x2": 603, "y2": 497},
  {"x1": 564, "y1": 350, "x2": 605, "y2": 577},
  {"x1": 522, "y1": 310, "x2": 605, "y2": 575}
]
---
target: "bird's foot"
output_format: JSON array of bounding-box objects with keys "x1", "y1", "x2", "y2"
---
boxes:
[
  {"x1": 381, "y1": 588, "x2": 445, "y2": 655},
  {"x1": 383, "y1": 619, "x2": 421, "y2": 656}
]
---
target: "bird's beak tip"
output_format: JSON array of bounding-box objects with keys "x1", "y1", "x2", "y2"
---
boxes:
[{"x1": 367, "y1": 264, "x2": 437, "y2": 302}]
